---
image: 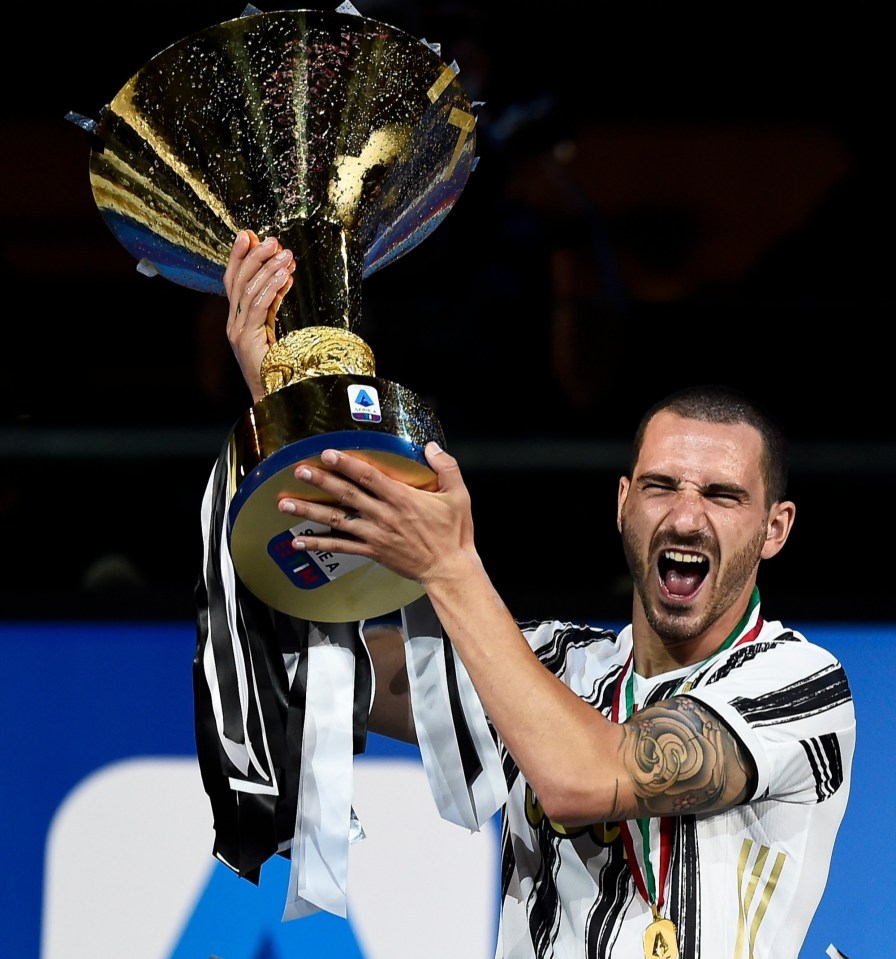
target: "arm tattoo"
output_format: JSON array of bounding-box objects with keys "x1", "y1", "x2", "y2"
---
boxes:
[{"x1": 619, "y1": 696, "x2": 754, "y2": 817}]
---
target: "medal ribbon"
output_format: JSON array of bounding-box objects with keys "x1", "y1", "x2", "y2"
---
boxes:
[{"x1": 612, "y1": 587, "x2": 764, "y2": 914}]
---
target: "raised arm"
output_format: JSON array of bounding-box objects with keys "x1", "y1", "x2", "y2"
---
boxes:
[
  {"x1": 275, "y1": 444, "x2": 755, "y2": 826},
  {"x1": 220, "y1": 233, "x2": 421, "y2": 745},
  {"x1": 217, "y1": 234, "x2": 754, "y2": 826}
]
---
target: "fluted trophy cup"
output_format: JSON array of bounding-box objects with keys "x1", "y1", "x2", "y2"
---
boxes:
[{"x1": 83, "y1": 6, "x2": 477, "y2": 621}]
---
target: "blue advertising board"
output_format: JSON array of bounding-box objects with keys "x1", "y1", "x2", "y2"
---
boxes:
[{"x1": 0, "y1": 621, "x2": 886, "y2": 958}]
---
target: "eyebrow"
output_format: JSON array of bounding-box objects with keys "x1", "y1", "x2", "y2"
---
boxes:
[{"x1": 636, "y1": 471, "x2": 750, "y2": 499}]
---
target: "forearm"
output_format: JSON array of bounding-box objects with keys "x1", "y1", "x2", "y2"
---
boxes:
[
  {"x1": 427, "y1": 555, "x2": 754, "y2": 828},
  {"x1": 423, "y1": 553, "x2": 627, "y2": 826},
  {"x1": 364, "y1": 624, "x2": 417, "y2": 744}
]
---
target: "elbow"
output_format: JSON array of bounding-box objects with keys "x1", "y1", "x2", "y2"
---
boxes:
[{"x1": 535, "y1": 774, "x2": 621, "y2": 828}]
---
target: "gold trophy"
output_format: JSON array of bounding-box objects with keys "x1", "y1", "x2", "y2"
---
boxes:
[{"x1": 82, "y1": 6, "x2": 477, "y2": 622}]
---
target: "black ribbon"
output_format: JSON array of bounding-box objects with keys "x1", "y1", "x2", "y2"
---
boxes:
[{"x1": 193, "y1": 437, "x2": 371, "y2": 884}]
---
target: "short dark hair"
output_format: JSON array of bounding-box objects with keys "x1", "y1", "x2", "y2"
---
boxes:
[{"x1": 630, "y1": 384, "x2": 789, "y2": 506}]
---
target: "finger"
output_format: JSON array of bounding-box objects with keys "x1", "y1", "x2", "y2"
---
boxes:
[
  {"x1": 280, "y1": 498, "x2": 363, "y2": 532},
  {"x1": 223, "y1": 230, "x2": 254, "y2": 297},
  {"x1": 423, "y1": 440, "x2": 468, "y2": 495},
  {"x1": 228, "y1": 234, "x2": 282, "y2": 296},
  {"x1": 316, "y1": 450, "x2": 408, "y2": 505},
  {"x1": 228, "y1": 249, "x2": 294, "y2": 339},
  {"x1": 225, "y1": 231, "x2": 267, "y2": 334},
  {"x1": 246, "y1": 259, "x2": 293, "y2": 310},
  {"x1": 424, "y1": 440, "x2": 451, "y2": 473},
  {"x1": 267, "y1": 274, "x2": 294, "y2": 338},
  {"x1": 291, "y1": 529, "x2": 374, "y2": 557},
  {"x1": 278, "y1": 498, "x2": 375, "y2": 556},
  {"x1": 286, "y1": 455, "x2": 379, "y2": 509}
]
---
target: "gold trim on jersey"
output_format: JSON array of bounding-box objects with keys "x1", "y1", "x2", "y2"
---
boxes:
[
  {"x1": 523, "y1": 784, "x2": 620, "y2": 845},
  {"x1": 734, "y1": 838, "x2": 787, "y2": 959}
]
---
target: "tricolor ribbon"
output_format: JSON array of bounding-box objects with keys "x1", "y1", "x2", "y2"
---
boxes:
[{"x1": 612, "y1": 588, "x2": 764, "y2": 916}]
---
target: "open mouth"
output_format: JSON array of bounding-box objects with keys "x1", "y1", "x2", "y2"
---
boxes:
[{"x1": 658, "y1": 549, "x2": 708, "y2": 600}]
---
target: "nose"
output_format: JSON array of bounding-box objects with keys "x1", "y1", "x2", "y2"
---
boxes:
[{"x1": 666, "y1": 490, "x2": 708, "y2": 535}]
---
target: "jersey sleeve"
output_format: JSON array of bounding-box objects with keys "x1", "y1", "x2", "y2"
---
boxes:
[{"x1": 682, "y1": 627, "x2": 855, "y2": 805}]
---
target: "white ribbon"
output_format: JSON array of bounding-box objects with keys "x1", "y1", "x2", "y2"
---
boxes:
[
  {"x1": 401, "y1": 595, "x2": 508, "y2": 830},
  {"x1": 283, "y1": 622, "x2": 361, "y2": 920}
]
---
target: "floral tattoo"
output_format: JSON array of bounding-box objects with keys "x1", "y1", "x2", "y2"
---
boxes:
[{"x1": 619, "y1": 697, "x2": 753, "y2": 817}]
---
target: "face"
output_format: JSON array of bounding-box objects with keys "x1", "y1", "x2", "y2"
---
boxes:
[{"x1": 617, "y1": 410, "x2": 794, "y2": 652}]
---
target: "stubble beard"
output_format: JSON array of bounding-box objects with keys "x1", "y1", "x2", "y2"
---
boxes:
[{"x1": 621, "y1": 519, "x2": 767, "y2": 646}]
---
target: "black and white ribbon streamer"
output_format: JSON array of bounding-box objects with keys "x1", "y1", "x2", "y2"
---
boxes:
[
  {"x1": 401, "y1": 595, "x2": 508, "y2": 829},
  {"x1": 194, "y1": 438, "x2": 506, "y2": 919}
]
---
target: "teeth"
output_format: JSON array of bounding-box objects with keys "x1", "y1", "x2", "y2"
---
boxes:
[{"x1": 663, "y1": 551, "x2": 705, "y2": 564}]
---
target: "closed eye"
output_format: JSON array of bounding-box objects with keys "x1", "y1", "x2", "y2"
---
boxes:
[
  {"x1": 637, "y1": 476, "x2": 678, "y2": 493},
  {"x1": 704, "y1": 486, "x2": 748, "y2": 504}
]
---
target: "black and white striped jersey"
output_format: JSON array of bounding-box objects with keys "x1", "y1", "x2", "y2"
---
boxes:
[{"x1": 496, "y1": 608, "x2": 855, "y2": 959}]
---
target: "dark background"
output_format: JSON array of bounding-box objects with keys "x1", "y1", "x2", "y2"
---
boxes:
[{"x1": 1, "y1": 2, "x2": 892, "y2": 623}]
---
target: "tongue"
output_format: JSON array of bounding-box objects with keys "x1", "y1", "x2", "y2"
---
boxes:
[{"x1": 666, "y1": 568, "x2": 702, "y2": 597}]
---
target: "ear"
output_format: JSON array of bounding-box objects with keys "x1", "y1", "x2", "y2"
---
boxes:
[
  {"x1": 616, "y1": 476, "x2": 630, "y2": 533},
  {"x1": 760, "y1": 500, "x2": 796, "y2": 560}
]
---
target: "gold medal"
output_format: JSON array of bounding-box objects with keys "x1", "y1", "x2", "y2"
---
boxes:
[{"x1": 643, "y1": 915, "x2": 679, "y2": 958}]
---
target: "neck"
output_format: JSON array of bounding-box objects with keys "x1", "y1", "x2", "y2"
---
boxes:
[{"x1": 631, "y1": 586, "x2": 759, "y2": 677}]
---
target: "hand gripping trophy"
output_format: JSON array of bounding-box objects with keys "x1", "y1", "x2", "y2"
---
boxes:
[{"x1": 76, "y1": 4, "x2": 478, "y2": 622}]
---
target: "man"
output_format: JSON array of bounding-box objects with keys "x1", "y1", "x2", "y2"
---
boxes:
[{"x1": 210, "y1": 231, "x2": 855, "y2": 958}]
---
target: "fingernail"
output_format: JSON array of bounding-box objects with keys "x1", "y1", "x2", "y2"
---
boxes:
[
  {"x1": 275, "y1": 249, "x2": 291, "y2": 261},
  {"x1": 280, "y1": 500, "x2": 296, "y2": 513},
  {"x1": 429, "y1": 441, "x2": 443, "y2": 453},
  {"x1": 297, "y1": 467, "x2": 312, "y2": 481},
  {"x1": 321, "y1": 450, "x2": 338, "y2": 465},
  {"x1": 292, "y1": 540, "x2": 306, "y2": 550}
]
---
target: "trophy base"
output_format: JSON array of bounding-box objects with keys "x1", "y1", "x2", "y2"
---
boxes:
[{"x1": 227, "y1": 374, "x2": 444, "y2": 622}]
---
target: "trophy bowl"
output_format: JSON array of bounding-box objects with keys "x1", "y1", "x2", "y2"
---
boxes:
[{"x1": 85, "y1": 6, "x2": 477, "y2": 621}]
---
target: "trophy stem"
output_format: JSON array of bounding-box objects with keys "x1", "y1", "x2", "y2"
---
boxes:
[{"x1": 274, "y1": 219, "x2": 363, "y2": 338}]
